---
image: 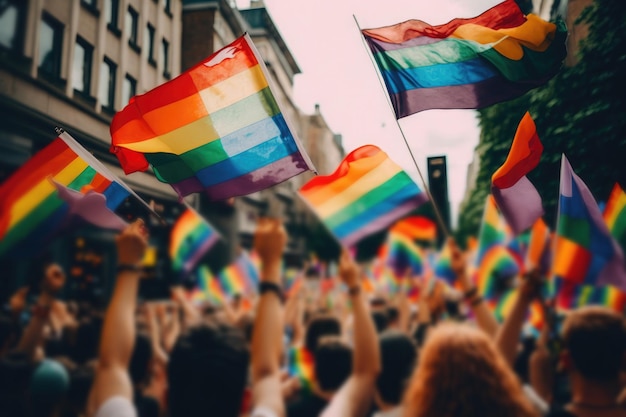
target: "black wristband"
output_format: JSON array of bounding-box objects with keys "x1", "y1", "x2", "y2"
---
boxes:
[
  {"x1": 116, "y1": 264, "x2": 143, "y2": 273},
  {"x1": 259, "y1": 282, "x2": 285, "y2": 303},
  {"x1": 348, "y1": 285, "x2": 361, "y2": 296},
  {"x1": 470, "y1": 296, "x2": 484, "y2": 307},
  {"x1": 463, "y1": 287, "x2": 478, "y2": 300}
]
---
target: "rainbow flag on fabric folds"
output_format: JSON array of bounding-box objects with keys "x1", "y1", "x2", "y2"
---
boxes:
[
  {"x1": 218, "y1": 252, "x2": 260, "y2": 296},
  {"x1": 198, "y1": 265, "x2": 226, "y2": 305},
  {"x1": 475, "y1": 195, "x2": 510, "y2": 265},
  {"x1": 476, "y1": 246, "x2": 521, "y2": 300},
  {"x1": 491, "y1": 112, "x2": 544, "y2": 235},
  {"x1": 604, "y1": 183, "x2": 626, "y2": 250},
  {"x1": 552, "y1": 278, "x2": 626, "y2": 313},
  {"x1": 525, "y1": 217, "x2": 551, "y2": 273},
  {"x1": 553, "y1": 156, "x2": 626, "y2": 291},
  {"x1": 391, "y1": 216, "x2": 437, "y2": 242},
  {"x1": 110, "y1": 33, "x2": 315, "y2": 200},
  {"x1": 433, "y1": 244, "x2": 455, "y2": 284},
  {"x1": 287, "y1": 347, "x2": 315, "y2": 392},
  {"x1": 361, "y1": 0, "x2": 567, "y2": 118},
  {"x1": 386, "y1": 232, "x2": 424, "y2": 278},
  {"x1": 299, "y1": 145, "x2": 428, "y2": 247},
  {"x1": 0, "y1": 133, "x2": 130, "y2": 257},
  {"x1": 169, "y1": 208, "x2": 219, "y2": 275}
]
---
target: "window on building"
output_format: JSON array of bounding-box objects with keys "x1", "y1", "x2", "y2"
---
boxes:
[
  {"x1": 125, "y1": 6, "x2": 139, "y2": 49},
  {"x1": 104, "y1": 0, "x2": 120, "y2": 32},
  {"x1": 0, "y1": 1, "x2": 26, "y2": 52},
  {"x1": 38, "y1": 14, "x2": 64, "y2": 80},
  {"x1": 145, "y1": 23, "x2": 155, "y2": 65},
  {"x1": 122, "y1": 74, "x2": 136, "y2": 106},
  {"x1": 98, "y1": 57, "x2": 116, "y2": 111},
  {"x1": 72, "y1": 37, "x2": 93, "y2": 95},
  {"x1": 163, "y1": 0, "x2": 171, "y2": 14},
  {"x1": 81, "y1": 0, "x2": 98, "y2": 15},
  {"x1": 161, "y1": 38, "x2": 169, "y2": 78}
]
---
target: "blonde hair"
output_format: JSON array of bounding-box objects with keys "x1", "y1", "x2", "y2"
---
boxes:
[{"x1": 403, "y1": 323, "x2": 538, "y2": 417}]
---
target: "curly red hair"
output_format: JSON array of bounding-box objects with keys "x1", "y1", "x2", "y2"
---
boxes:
[{"x1": 403, "y1": 323, "x2": 538, "y2": 417}]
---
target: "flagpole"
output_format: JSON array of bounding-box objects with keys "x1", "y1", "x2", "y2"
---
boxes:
[
  {"x1": 352, "y1": 15, "x2": 450, "y2": 239},
  {"x1": 55, "y1": 127, "x2": 166, "y2": 223}
]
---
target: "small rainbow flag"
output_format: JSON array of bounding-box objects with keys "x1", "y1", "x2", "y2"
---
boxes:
[
  {"x1": 604, "y1": 183, "x2": 626, "y2": 251},
  {"x1": 0, "y1": 133, "x2": 130, "y2": 257},
  {"x1": 386, "y1": 232, "x2": 424, "y2": 278},
  {"x1": 476, "y1": 246, "x2": 521, "y2": 300},
  {"x1": 361, "y1": 0, "x2": 566, "y2": 118},
  {"x1": 476, "y1": 195, "x2": 510, "y2": 265},
  {"x1": 198, "y1": 265, "x2": 226, "y2": 305},
  {"x1": 553, "y1": 278, "x2": 626, "y2": 313},
  {"x1": 299, "y1": 145, "x2": 428, "y2": 247},
  {"x1": 553, "y1": 156, "x2": 626, "y2": 290},
  {"x1": 287, "y1": 347, "x2": 315, "y2": 392},
  {"x1": 391, "y1": 216, "x2": 437, "y2": 242},
  {"x1": 169, "y1": 208, "x2": 219, "y2": 275},
  {"x1": 433, "y1": 244, "x2": 455, "y2": 283},
  {"x1": 525, "y1": 217, "x2": 551, "y2": 273},
  {"x1": 217, "y1": 252, "x2": 260, "y2": 296},
  {"x1": 110, "y1": 34, "x2": 315, "y2": 200}
]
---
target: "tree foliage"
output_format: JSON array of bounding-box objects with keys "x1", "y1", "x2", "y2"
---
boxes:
[{"x1": 456, "y1": 0, "x2": 626, "y2": 243}]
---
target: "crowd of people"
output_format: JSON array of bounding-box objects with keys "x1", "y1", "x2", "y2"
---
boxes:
[{"x1": 1, "y1": 218, "x2": 626, "y2": 417}]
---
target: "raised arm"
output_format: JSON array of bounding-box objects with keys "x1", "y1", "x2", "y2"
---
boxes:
[
  {"x1": 322, "y1": 250, "x2": 381, "y2": 417},
  {"x1": 88, "y1": 219, "x2": 148, "y2": 413},
  {"x1": 449, "y1": 238, "x2": 500, "y2": 338},
  {"x1": 250, "y1": 218, "x2": 287, "y2": 417},
  {"x1": 495, "y1": 269, "x2": 543, "y2": 367}
]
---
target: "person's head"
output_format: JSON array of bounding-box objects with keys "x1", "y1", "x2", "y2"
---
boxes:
[
  {"x1": 561, "y1": 306, "x2": 626, "y2": 382},
  {"x1": 29, "y1": 359, "x2": 70, "y2": 417},
  {"x1": 129, "y1": 332, "x2": 152, "y2": 388},
  {"x1": 371, "y1": 310, "x2": 389, "y2": 333},
  {"x1": 404, "y1": 323, "x2": 538, "y2": 417},
  {"x1": 168, "y1": 322, "x2": 250, "y2": 417},
  {"x1": 305, "y1": 314, "x2": 341, "y2": 354},
  {"x1": 376, "y1": 331, "x2": 417, "y2": 408},
  {"x1": 314, "y1": 337, "x2": 352, "y2": 393},
  {"x1": 386, "y1": 306, "x2": 399, "y2": 327},
  {"x1": 42, "y1": 263, "x2": 66, "y2": 294}
]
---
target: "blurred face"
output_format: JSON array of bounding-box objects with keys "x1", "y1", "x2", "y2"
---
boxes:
[{"x1": 43, "y1": 264, "x2": 66, "y2": 293}]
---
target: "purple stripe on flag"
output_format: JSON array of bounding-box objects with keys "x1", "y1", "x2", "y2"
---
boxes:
[
  {"x1": 172, "y1": 152, "x2": 309, "y2": 201},
  {"x1": 183, "y1": 233, "x2": 220, "y2": 274},
  {"x1": 341, "y1": 195, "x2": 429, "y2": 248},
  {"x1": 390, "y1": 76, "x2": 546, "y2": 118},
  {"x1": 365, "y1": 35, "x2": 442, "y2": 52},
  {"x1": 491, "y1": 176, "x2": 544, "y2": 235}
]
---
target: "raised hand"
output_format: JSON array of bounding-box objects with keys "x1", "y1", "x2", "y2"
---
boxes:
[
  {"x1": 115, "y1": 219, "x2": 149, "y2": 266},
  {"x1": 338, "y1": 249, "x2": 360, "y2": 289}
]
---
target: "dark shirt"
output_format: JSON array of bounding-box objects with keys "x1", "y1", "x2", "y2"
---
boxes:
[{"x1": 287, "y1": 393, "x2": 328, "y2": 417}]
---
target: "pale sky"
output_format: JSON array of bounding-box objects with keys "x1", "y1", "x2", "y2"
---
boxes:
[{"x1": 238, "y1": 0, "x2": 503, "y2": 227}]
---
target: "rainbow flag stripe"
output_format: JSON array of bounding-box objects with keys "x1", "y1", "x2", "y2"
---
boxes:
[
  {"x1": 299, "y1": 145, "x2": 427, "y2": 247},
  {"x1": 288, "y1": 347, "x2": 315, "y2": 392},
  {"x1": 391, "y1": 216, "x2": 437, "y2": 241},
  {"x1": 476, "y1": 246, "x2": 521, "y2": 300},
  {"x1": 361, "y1": 0, "x2": 566, "y2": 118},
  {"x1": 217, "y1": 252, "x2": 260, "y2": 296},
  {"x1": 386, "y1": 232, "x2": 424, "y2": 278},
  {"x1": 0, "y1": 135, "x2": 129, "y2": 257},
  {"x1": 169, "y1": 208, "x2": 219, "y2": 275},
  {"x1": 604, "y1": 183, "x2": 626, "y2": 249},
  {"x1": 433, "y1": 244, "x2": 455, "y2": 283},
  {"x1": 554, "y1": 278, "x2": 626, "y2": 313},
  {"x1": 476, "y1": 195, "x2": 510, "y2": 265},
  {"x1": 110, "y1": 34, "x2": 314, "y2": 200},
  {"x1": 198, "y1": 265, "x2": 226, "y2": 305}
]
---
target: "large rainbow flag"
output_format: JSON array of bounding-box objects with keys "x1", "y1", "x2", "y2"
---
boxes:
[
  {"x1": 553, "y1": 156, "x2": 626, "y2": 291},
  {"x1": 299, "y1": 145, "x2": 428, "y2": 247},
  {"x1": 169, "y1": 208, "x2": 219, "y2": 275},
  {"x1": 491, "y1": 112, "x2": 544, "y2": 235},
  {"x1": 0, "y1": 132, "x2": 130, "y2": 257},
  {"x1": 110, "y1": 34, "x2": 315, "y2": 200},
  {"x1": 361, "y1": 0, "x2": 567, "y2": 118}
]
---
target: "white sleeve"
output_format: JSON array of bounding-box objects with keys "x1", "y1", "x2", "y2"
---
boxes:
[
  {"x1": 94, "y1": 396, "x2": 137, "y2": 417},
  {"x1": 250, "y1": 406, "x2": 280, "y2": 417},
  {"x1": 523, "y1": 384, "x2": 549, "y2": 416}
]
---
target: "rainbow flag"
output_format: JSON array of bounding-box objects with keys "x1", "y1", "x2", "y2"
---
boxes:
[
  {"x1": 553, "y1": 156, "x2": 626, "y2": 291},
  {"x1": 386, "y1": 232, "x2": 424, "y2": 278},
  {"x1": 525, "y1": 217, "x2": 551, "y2": 273},
  {"x1": 491, "y1": 112, "x2": 544, "y2": 235},
  {"x1": 553, "y1": 278, "x2": 626, "y2": 313},
  {"x1": 169, "y1": 208, "x2": 219, "y2": 275},
  {"x1": 476, "y1": 246, "x2": 521, "y2": 300},
  {"x1": 390, "y1": 216, "x2": 437, "y2": 241},
  {"x1": 110, "y1": 34, "x2": 315, "y2": 200},
  {"x1": 0, "y1": 133, "x2": 130, "y2": 257},
  {"x1": 433, "y1": 244, "x2": 455, "y2": 284},
  {"x1": 361, "y1": 0, "x2": 567, "y2": 118},
  {"x1": 476, "y1": 195, "x2": 510, "y2": 265},
  {"x1": 299, "y1": 145, "x2": 428, "y2": 247},
  {"x1": 287, "y1": 347, "x2": 315, "y2": 392},
  {"x1": 604, "y1": 183, "x2": 626, "y2": 251},
  {"x1": 197, "y1": 265, "x2": 226, "y2": 305},
  {"x1": 217, "y1": 252, "x2": 260, "y2": 296}
]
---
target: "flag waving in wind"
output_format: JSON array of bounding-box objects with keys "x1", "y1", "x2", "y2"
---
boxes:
[
  {"x1": 169, "y1": 207, "x2": 219, "y2": 275},
  {"x1": 553, "y1": 156, "x2": 626, "y2": 291},
  {"x1": 491, "y1": 112, "x2": 544, "y2": 235},
  {"x1": 361, "y1": 0, "x2": 566, "y2": 118},
  {"x1": 110, "y1": 34, "x2": 315, "y2": 200},
  {"x1": 0, "y1": 132, "x2": 131, "y2": 257},
  {"x1": 299, "y1": 145, "x2": 428, "y2": 247}
]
